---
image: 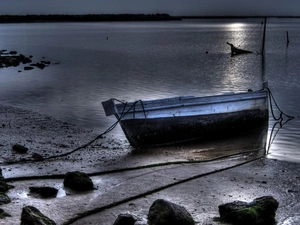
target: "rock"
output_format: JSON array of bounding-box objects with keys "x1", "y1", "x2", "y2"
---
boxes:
[
  {"x1": 218, "y1": 196, "x2": 279, "y2": 225},
  {"x1": 148, "y1": 199, "x2": 195, "y2": 225},
  {"x1": 24, "y1": 66, "x2": 34, "y2": 70},
  {"x1": 1, "y1": 49, "x2": 53, "y2": 70},
  {"x1": 0, "y1": 181, "x2": 10, "y2": 192},
  {"x1": 29, "y1": 186, "x2": 58, "y2": 198},
  {"x1": 63, "y1": 171, "x2": 94, "y2": 191},
  {"x1": 21, "y1": 55, "x2": 32, "y2": 64},
  {"x1": 0, "y1": 168, "x2": 13, "y2": 192},
  {"x1": 21, "y1": 206, "x2": 56, "y2": 225},
  {"x1": 31, "y1": 62, "x2": 46, "y2": 69},
  {"x1": 0, "y1": 168, "x2": 4, "y2": 181},
  {"x1": 12, "y1": 144, "x2": 28, "y2": 153},
  {"x1": 113, "y1": 213, "x2": 137, "y2": 225},
  {"x1": 32, "y1": 153, "x2": 44, "y2": 160},
  {"x1": 0, "y1": 208, "x2": 11, "y2": 218},
  {"x1": 0, "y1": 193, "x2": 11, "y2": 205}
]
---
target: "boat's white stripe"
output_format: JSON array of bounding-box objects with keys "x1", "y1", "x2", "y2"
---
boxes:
[{"x1": 119, "y1": 98, "x2": 268, "y2": 120}]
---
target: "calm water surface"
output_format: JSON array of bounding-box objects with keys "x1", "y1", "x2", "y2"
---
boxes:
[{"x1": 0, "y1": 18, "x2": 299, "y2": 162}]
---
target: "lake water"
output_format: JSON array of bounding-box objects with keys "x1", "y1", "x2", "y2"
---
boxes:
[{"x1": 0, "y1": 18, "x2": 299, "y2": 162}]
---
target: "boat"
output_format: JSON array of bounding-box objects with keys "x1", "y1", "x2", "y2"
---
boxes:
[{"x1": 102, "y1": 82, "x2": 269, "y2": 148}]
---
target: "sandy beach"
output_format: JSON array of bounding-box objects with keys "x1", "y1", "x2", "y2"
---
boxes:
[{"x1": 1, "y1": 103, "x2": 300, "y2": 225}]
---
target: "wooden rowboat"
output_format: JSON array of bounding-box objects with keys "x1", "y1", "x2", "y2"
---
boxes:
[{"x1": 102, "y1": 82, "x2": 269, "y2": 148}]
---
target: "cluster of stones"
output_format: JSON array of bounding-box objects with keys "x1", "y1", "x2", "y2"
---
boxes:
[
  {"x1": 0, "y1": 144, "x2": 95, "y2": 224},
  {"x1": 0, "y1": 49, "x2": 51, "y2": 71},
  {"x1": 0, "y1": 167, "x2": 94, "y2": 224},
  {"x1": 112, "y1": 196, "x2": 279, "y2": 225},
  {"x1": 20, "y1": 171, "x2": 94, "y2": 225}
]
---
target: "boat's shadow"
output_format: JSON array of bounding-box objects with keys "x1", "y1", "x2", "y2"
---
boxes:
[{"x1": 130, "y1": 123, "x2": 269, "y2": 162}]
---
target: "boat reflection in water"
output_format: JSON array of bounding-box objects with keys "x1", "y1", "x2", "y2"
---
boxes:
[{"x1": 129, "y1": 122, "x2": 269, "y2": 163}]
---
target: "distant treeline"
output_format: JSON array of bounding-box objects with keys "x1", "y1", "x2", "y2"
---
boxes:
[{"x1": 0, "y1": 14, "x2": 182, "y2": 23}]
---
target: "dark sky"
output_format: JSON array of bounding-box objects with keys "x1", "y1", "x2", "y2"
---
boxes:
[{"x1": 1, "y1": 0, "x2": 300, "y2": 16}]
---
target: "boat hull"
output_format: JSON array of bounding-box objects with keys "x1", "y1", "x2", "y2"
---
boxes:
[
  {"x1": 119, "y1": 109, "x2": 268, "y2": 147},
  {"x1": 102, "y1": 89, "x2": 269, "y2": 148}
]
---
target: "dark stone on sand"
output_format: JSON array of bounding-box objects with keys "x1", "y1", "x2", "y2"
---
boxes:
[
  {"x1": 63, "y1": 171, "x2": 94, "y2": 191},
  {"x1": 0, "y1": 168, "x2": 4, "y2": 181},
  {"x1": 148, "y1": 199, "x2": 195, "y2": 225},
  {"x1": 12, "y1": 144, "x2": 28, "y2": 153},
  {"x1": 29, "y1": 186, "x2": 58, "y2": 198},
  {"x1": 218, "y1": 196, "x2": 279, "y2": 225},
  {"x1": 113, "y1": 213, "x2": 137, "y2": 225},
  {"x1": 0, "y1": 181, "x2": 10, "y2": 193},
  {"x1": 21, "y1": 206, "x2": 56, "y2": 225},
  {"x1": 0, "y1": 168, "x2": 13, "y2": 192},
  {"x1": 32, "y1": 152, "x2": 44, "y2": 160},
  {"x1": 0, "y1": 193, "x2": 11, "y2": 205},
  {"x1": 0, "y1": 208, "x2": 11, "y2": 218}
]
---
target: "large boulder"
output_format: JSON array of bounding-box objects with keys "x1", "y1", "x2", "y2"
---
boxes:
[
  {"x1": 218, "y1": 196, "x2": 279, "y2": 225},
  {"x1": 148, "y1": 199, "x2": 195, "y2": 225},
  {"x1": 63, "y1": 171, "x2": 94, "y2": 191},
  {"x1": 21, "y1": 206, "x2": 56, "y2": 225}
]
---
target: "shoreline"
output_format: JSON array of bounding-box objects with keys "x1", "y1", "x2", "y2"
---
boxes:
[
  {"x1": 0, "y1": 14, "x2": 181, "y2": 23},
  {"x1": 1, "y1": 14, "x2": 300, "y2": 24},
  {"x1": 1, "y1": 103, "x2": 300, "y2": 224}
]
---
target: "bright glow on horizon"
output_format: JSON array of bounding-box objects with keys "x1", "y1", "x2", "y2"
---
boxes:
[{"x1": 227, "y1": 23, "x2": 246, "y2": 31}]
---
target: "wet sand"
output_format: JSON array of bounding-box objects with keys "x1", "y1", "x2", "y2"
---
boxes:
[{"x1": 1, "y1": 104, "x2": 300, "y2": 224}]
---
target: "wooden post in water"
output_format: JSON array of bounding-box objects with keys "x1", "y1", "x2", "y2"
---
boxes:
[
  {"x1": 261, "y1": 17, "x2": 267, "y2": 56},
  {"x1": 286, "y1": 31, "x2": 290, "y2": 46}
]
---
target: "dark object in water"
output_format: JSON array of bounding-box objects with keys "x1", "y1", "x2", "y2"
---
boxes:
[{"x1": 227, "y1": 42, "x2": 253, "y2": 56}]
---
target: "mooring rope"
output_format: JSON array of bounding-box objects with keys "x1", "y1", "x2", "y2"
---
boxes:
[
  {"x1": 266, "y1": 88, "x2": 296, "y2": 154},
  {"x1": 267, "y1": 88, "x2": 295, "y2": 122},
  {"x1": 237, "y1": 19, "x2": 264, "y2": 49}
]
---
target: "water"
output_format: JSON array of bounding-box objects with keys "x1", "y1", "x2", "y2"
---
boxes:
[{"x1": 0, "y1": 18, "x2": 299, "y2": 162}]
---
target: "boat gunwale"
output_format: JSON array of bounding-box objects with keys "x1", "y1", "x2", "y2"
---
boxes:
[{"x1": 115, "y1": 90, "x2": 268, "y2": 114}]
